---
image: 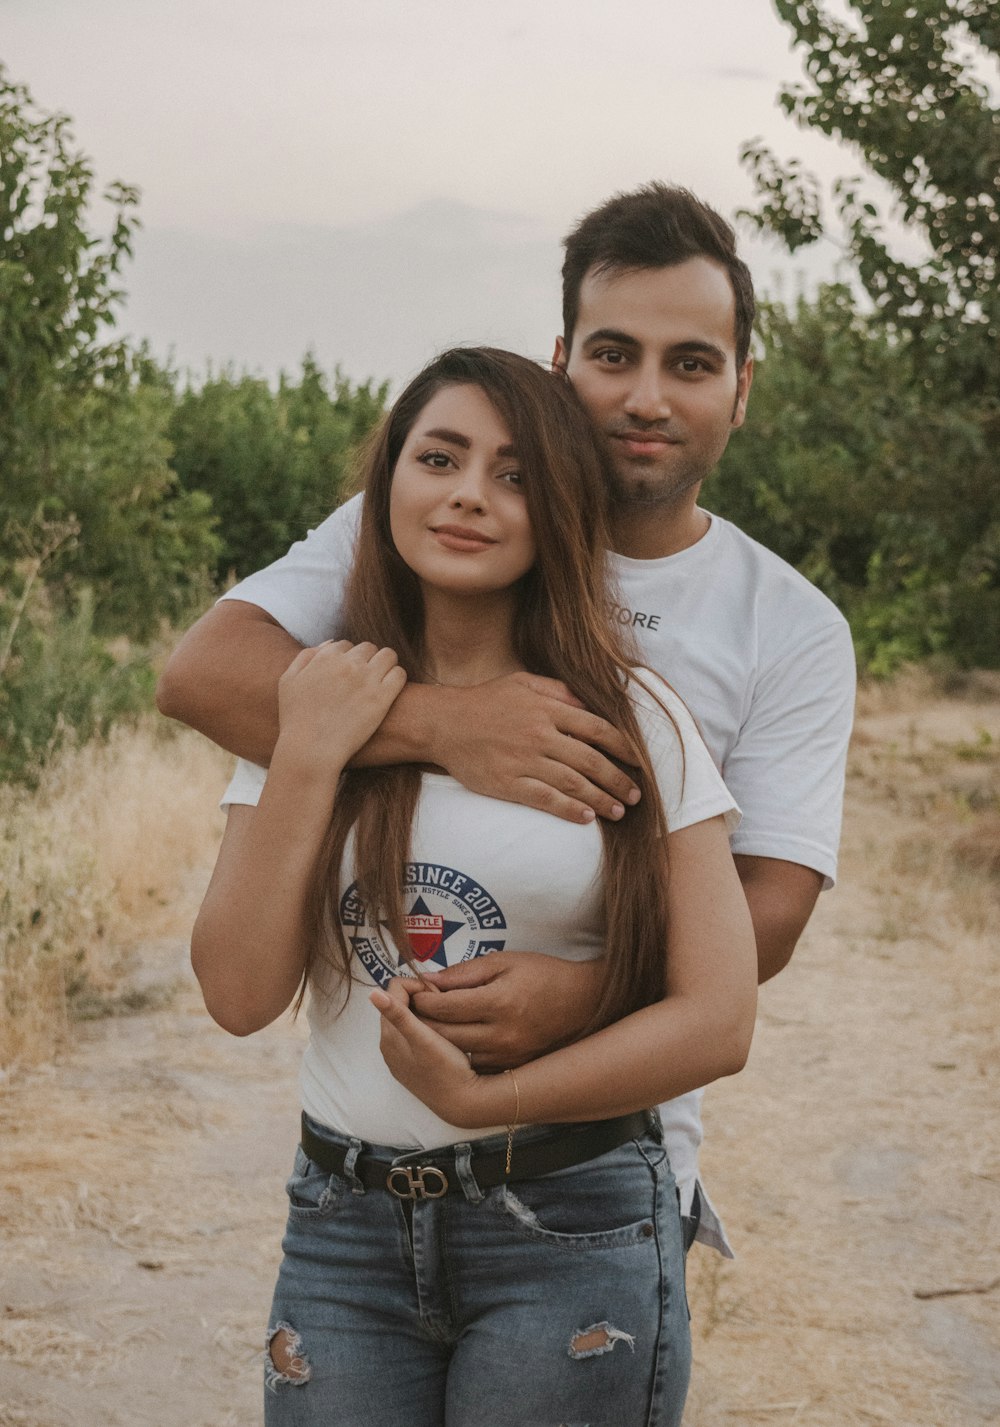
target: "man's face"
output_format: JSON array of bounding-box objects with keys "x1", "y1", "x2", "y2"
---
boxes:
[{"x1": 553, "y1": 258, "x2": 752, "y2": 511}]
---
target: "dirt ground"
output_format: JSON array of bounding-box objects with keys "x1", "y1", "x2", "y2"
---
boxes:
[{"x1": 2, "y1": 687, "x2": 999, "y2": 1426}]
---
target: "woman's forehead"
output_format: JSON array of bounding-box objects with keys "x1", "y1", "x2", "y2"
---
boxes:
[{"x1": 406, "y1": 383, "x2": 513, "y2": 448}]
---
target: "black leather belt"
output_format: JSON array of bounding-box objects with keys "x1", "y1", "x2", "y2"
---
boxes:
[{"x1": 300, "y1": 1109, "x2": 654, "y2": 1202}]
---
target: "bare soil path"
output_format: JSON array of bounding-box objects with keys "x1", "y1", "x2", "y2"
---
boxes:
[{"x1": 2, "y1": 690, "x2": 998, "y2": 1426}]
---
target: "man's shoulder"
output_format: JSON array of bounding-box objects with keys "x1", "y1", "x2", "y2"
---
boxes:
[{"x1": 709, "y1": 513, "x2": 850, "y2": 634}]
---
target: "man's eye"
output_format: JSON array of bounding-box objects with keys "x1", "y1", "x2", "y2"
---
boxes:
[
  {"x1": 677, "y1": 358, "x2": 707, "y2": 374},
  {"x1": 594, "y1": 348, "x2": 627, "y2": 366}
]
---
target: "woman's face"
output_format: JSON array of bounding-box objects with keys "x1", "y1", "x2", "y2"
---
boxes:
[{"x1": 389, "y1": 383, "x2": 536, "y2": 596}]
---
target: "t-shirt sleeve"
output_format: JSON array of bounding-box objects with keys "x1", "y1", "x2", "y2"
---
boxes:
[
  {"x1": 630, "y1": 671, "x2": 741, "y2": 835},
  {"x1": 216, "y1": 493, "x2": 364, "y2": 647},
  {"x1": 724, "y1": 617, "x2": 856, "y2": 888},
  {"x1": 220, "y1": 758, "x2": 268, "y2": 812}
]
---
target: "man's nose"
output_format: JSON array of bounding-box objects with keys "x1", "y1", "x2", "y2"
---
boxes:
[{"x1": 623, "y1": 363, "x2": 671, "y2": 423}]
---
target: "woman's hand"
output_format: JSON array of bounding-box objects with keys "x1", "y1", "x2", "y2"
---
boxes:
[
  {"x1": 276, "y1": 640, "x2": 407, "y2": 776},
  {"x1": 371, "y1": 979, "x2": 510, "y2": 1129}
]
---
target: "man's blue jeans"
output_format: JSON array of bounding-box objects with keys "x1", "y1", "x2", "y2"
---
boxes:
[{"x1": 264, "y1": 1114, "x2": 691, "y2": 1426}]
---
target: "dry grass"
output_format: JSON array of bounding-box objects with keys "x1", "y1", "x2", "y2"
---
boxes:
[
  {"x1": 0, "y1": 720, "x2": 230, "y2": 1068},
  {"x1": 682, "y1": 681, "x2": 1000, "y2": 1426}
]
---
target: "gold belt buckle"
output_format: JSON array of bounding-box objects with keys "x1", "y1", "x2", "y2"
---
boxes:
[{"x1": 386, "y1": 1164, "x2": 449, "y2": 1201}]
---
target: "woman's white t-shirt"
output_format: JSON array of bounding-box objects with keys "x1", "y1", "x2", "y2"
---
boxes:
[{"x1": 222, "y1": 672, "x2": 739, "y2": 1150}]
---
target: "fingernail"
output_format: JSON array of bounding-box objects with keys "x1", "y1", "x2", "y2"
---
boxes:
[
  {"x1": 626, "y1": 788, "x2": 641, "y2": 805},
  {"x1": 610, "y1": 803, "x2": 625, "y2": 819},
  {"x1": 581, "y1": 808, "x2": 596, "y2": 823}
]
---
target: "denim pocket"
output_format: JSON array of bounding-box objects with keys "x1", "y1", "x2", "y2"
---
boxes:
[
  {"x1": 284, "y1": 1145, "x2": 349, "y2": 1222},
  {"x1": 492, "y1": 1137, "x2": 670, "y2": 1249}
]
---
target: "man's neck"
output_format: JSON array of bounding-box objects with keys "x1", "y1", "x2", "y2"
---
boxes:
[{"x1": 609, "y1": 500, "x2": 711, "y2": 561}]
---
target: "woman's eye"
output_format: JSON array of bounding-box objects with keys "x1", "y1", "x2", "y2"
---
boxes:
[
  {"x1": 498, "y1": 469, "x2": 523, "y2": 486},
  {"x1": 418, "y1": 450, "x2": 453, "y2": 469}
]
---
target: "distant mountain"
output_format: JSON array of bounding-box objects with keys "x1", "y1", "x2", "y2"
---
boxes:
[{"x1": 119, "y1": 200, "x2": 562, "y2": 387}]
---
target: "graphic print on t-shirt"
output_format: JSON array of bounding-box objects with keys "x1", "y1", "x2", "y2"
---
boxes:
[{"x1": 339, "y1": 861, "x2": 507, "y2": 988}]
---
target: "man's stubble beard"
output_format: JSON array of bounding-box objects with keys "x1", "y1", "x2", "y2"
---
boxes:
[{"x1": 605, "y1": 452, "x2": 707, "y2": 512}]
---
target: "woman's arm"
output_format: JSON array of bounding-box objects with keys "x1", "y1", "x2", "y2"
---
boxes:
[
  {"x1": 191, "y1": 641, "x2": 406, "y2": 1036},
  {"x1": 372, "y1": 810, "x2": 758, "y2": 1125}
]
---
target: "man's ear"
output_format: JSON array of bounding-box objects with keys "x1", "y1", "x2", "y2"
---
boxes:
[
  {"x1": 551, "y1": 335, "x2": 568, "y2": 373},
  {"x1": 731, "y1": 356, "x2": 754, "y2": 428}
]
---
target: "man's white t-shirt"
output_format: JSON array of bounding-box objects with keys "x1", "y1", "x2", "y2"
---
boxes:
[
  {"x1": 223, "y1": 676, "x2": 739, "y2": 1151},
  {"x1": 218, "y1": 493, "x2": 856, "y2": 1252}
]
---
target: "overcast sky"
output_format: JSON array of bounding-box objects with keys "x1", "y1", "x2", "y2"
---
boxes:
[{"x1": 5, "y1": 0, "x2": 873, "y2": 384}]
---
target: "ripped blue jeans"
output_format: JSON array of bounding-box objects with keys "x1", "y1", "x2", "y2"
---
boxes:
[{"x1": 264, "y1": 1113, "x2": 690, "y2": 1427}]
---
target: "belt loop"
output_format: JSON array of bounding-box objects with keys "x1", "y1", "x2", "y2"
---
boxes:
[
  {"x1": 454, "y1": 1143, "x2": 484, "y2": 1204},
  {"x1": 646, "y1": 1107, "x2": 664, "y2": 1143},
  {"x1": 342, "y1": 1138, "x2": 366, "y2": 1195}
]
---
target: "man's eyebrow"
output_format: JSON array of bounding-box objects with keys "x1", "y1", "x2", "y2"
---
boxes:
[
  {"x1": 581, "y1": 330, "x2": 729, "y2": 364},
  {"x1": 420, "y1": 427, "x2": 517, "y2": 457},
  {"x1": 581, "y1": 328, "x2": 640, "y2": 349},
  {"x1": 672, "y1": 340, "x2": 728, "y2": 363}
]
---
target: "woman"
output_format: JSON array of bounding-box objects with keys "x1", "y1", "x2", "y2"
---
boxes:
[{"x1": 191, "y1": 347, "x2": 756, "y2": 1426}]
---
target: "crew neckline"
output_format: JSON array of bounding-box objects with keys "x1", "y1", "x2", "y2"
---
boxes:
[{"x1": 610, "y1": 510, "x2": 721, "y2": 570}]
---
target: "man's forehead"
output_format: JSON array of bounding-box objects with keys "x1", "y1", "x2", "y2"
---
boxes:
[{"x1": 575, "y1": 258, "x2": 739, "y2": 353}]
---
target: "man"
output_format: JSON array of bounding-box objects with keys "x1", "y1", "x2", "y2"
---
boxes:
[{"x1": 158, "y1": 183, "x2": 856, "y2": 1255}]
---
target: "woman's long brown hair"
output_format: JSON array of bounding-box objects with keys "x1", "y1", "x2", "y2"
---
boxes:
[{"x1": 301, "y1": 347, "x2": 679, "y2": 1033}]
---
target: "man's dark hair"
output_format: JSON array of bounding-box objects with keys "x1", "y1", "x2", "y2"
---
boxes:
[{"x1": 561, "y1": 182, "x2": 756, "y2": 368}]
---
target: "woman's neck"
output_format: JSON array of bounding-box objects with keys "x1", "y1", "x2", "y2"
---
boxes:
[{"x1": 419, "y1": 585, "x2": 524, "y2": 687}]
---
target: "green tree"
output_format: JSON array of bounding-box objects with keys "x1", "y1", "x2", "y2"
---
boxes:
[
  {"x1": 741, "y1": 1, "x2": 998, "y2": 348},
  {"x1": 713, "y1": 286, "x2": 989, "y2": 672},
  {"x1": 0, "y1": 66, "x2": 219, "y2": 637},
  {"x1": 0, "y1": 69, "x2": 220, "y2": 777},
  {"x1": 737, "y1": 1, "x2": 999, "y2": 668},
  {"x1": 169, "y1": 358, "x2": 386, "y2": 581}
]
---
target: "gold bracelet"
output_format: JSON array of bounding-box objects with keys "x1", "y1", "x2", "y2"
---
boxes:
[{"x1": 505, "y1": 1067, "x2": 520, "y2": 1175}]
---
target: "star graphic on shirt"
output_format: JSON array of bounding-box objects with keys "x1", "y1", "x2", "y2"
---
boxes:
[{"x1": 402, "y1": 895, "x2": 465, "y2": 968}]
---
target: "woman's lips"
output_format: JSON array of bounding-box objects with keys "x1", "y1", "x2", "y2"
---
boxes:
[{"x1": 430, "y1": 525, "x2": 498, "y2": 552}]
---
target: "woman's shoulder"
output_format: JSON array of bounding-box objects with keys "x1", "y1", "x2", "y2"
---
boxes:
[
  {"x1": 627, "y1": 667, "x2": 741, "y2": 834},
  {"x1": 626, "y1": 668, "x2": 699, "y2": 743}
]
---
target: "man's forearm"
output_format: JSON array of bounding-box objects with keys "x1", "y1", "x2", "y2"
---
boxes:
[
  {"x1": 156, "y1": 604, "x2": 295, "y2": 762},
  {"x1": 157, "y1": 601, "x2": 449, "y2": 768},
  {"x1": 351, "y1": 682, "x2": 447, "y2": 768},
  {"x1": 735, "y1": 854, "x2": 823, "y2": 984},
  {"x1": 159, "y1": 607, "x2": 635, "y2": 823}
]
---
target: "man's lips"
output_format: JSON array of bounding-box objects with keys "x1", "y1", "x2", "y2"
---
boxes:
[
  {"x1": 430, "y1": 524, "x2": 498, "y2": 552},
  {"x1": 612, "y1": 431, "x2": 682, "y2": 458}
]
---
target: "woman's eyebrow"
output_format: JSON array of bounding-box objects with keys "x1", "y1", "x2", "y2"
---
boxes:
[
  {"x1": 422, "y1": 426, "x2": 471, "y2": 448},
  {"x1": 421, "y1": 427, "x2": 517, "y2": 457}
]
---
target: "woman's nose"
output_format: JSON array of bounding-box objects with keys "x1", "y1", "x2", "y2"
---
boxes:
[{"x1": 448, "y1": 465, "x2": 489, "y2": 511}]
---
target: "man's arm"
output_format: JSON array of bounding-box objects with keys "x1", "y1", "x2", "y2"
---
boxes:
[
  {"x1": 157, "y1": 602, "x2": 642, "y2": 823},
  {"x1": 408, "y1": 858, "x2": 819, "y2": 1068},
  {"x1": 157, "y1": 602, "x2": 294, "y2": 764},
  {"x1": 733, "y1": 854, "x2": 823, "y2": 983}
]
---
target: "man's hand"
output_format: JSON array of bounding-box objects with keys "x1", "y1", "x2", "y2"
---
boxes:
[
  {"x1": 424, "y1": 673, "x2": 641, "y2": 825},
  {"x1": 159, "y1": 608, "x2": 639, "y2": 825},
  {"x1": 407, "y1": 951, "x2": 605, "y2": 1070}
]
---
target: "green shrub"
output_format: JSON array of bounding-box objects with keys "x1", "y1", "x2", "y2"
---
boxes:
[{"x1": 0, "y1": 581, "x2": 155, "y2": 786}]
